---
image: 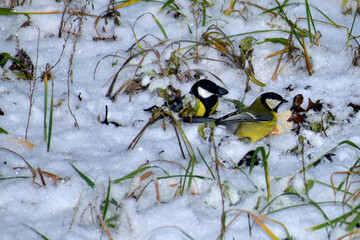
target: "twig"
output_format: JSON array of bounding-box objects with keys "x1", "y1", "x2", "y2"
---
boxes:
[
  {"x1": 69, "y1": 192, "x2": 82, "y2": 231},
  {"x1": 24, "y1": 28, "x2": 41, "y2": 139}
]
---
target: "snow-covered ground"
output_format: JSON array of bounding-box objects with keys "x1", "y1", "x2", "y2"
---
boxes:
[{"x1": 1, "y1": 0, "x2": 360, "y2": 239}]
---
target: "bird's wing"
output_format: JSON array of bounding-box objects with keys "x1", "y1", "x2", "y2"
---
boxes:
[
  {"x1": 182, "y1": 110, "x2": 273, "y2": 124},
  {"x1": 215, "y1": 111, "x2": 273, "y2": 124}
]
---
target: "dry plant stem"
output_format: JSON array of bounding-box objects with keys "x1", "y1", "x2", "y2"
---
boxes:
[
  {"x1": 301, "y1": 30, "x2": 313, "y2": 76},
  {"x1": 106, "y1": 49, "x2": 159, "y2": 100},
  {"x1": 69, "y1": 192, "x2": 82, "y2": 231},
  {"x1": 24, "y1": 28, "x2": 41, "y2": 140},
  {"x1": 218, "y1": 209, "x2": 286, "y2": 240},
  {"x1": 0, "y1": 147, "x2": 36, "y2": 182},
  {"x1": 137, "y1": 171, "x2": 161, "y2": 204},
  {"x1": 93, "y1": 53, "x2": 127, "y2": 81},
  {"x1": 67, "y1": 7, "x2": 86, "y2": 129},
  {"x1": 97, "y1": 209, "x2": 114, "y2": 240},
  {"x1": 271, "y1": 16, "x2": 349, "y2": 80},
  {"x1": 171, "y1": 120, "x2": 186, "y2": 159},
  {"x1": 320, "y1": 113, "x2": 328, "y2": 137},
  {"x1": 37, "y1": 167, "x2": 46, "y2": 186},
  {"x1": 300, "y1": 139, "x2": 310, "y2": 199},
  {"x1": 296, "y1": 17, "x2": 349, "y2": 43},
  {"x1": 338, "y1": 229, "x2": 360, "y2": 240},
  {"x1": 211, "y1": 133, "x2": 226, "y2": 238},
  {"x1": 271, "y1": 28, "x2": 293, "y2": 80},
  {"x1": 126, "y1": 34, "x2": 167, "y2": 55},
  {"x1": 239, "y1": 1, "x2": 277, "y2": 18},
  {"x1": 128, "y1": 120, "x2": 155, "y2": 150},
  {"x1": 330, "y1": 169, "x2": 358, "y2": 204}
]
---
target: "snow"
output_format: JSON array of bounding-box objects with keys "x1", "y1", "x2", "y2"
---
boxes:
[{"x1": 1, "y1": 0, "x2": 360, "y2": 239}]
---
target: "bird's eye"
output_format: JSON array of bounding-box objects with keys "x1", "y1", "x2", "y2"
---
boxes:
[
  {"x1": 266, "y1": 99, "x2": 281, "y2": 109},
  {"x1": 197, "y1": 87, "x2": 214, "y2": 98}
]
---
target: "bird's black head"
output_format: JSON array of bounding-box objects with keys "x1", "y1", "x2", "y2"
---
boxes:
[
  {"x1": 190, "y1": 79, "x2": 228, "y2": 100},
  {"x1": 260, "y1": 92, "x2": 288, "y2": 112}
]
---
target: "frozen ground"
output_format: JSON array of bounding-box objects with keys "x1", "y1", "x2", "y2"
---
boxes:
[{"x1": 1, "y1": 0, "x2": 360, "y2": 239}]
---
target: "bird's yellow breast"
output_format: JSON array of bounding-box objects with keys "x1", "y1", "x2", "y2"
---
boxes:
[
  {"x1": 234, "y1": 111, "x2": 277, "y2": 142},
  {"x1": 195, "y1": 98, "x2": 218, "y2": 116},
  {"x1": 195, "y1": 98, "x2": 206, "y2": 116}
]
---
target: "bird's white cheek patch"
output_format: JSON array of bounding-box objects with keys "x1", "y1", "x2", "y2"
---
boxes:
[
  {"x1": 198, "y1": 87, "x2": 213, "y2": 98},
  {"x1": 266, "y1": 99, "x2": 281, "y2": 109}
]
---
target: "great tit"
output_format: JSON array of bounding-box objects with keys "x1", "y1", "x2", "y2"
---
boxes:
[
  {"x1": 145, "y1": 79, "x2": 228, "y2": 117},
  {"x1": 185, "y1": 92, "x2": 288, "y2": 142}
]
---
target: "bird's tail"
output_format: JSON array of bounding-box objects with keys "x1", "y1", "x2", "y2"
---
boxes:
[{"x1": 182, "y1": 116, "x2": 217, "y2": 123}]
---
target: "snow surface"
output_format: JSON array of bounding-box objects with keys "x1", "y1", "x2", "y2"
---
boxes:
[{"x1": 1, "y1": 0, "x2": 360, "y2": 239}]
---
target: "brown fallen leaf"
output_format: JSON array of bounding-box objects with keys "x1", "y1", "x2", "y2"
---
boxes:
[
  {"x1": 348, "y1": 103, "x2": 360, "y2": 113},
  {"x1": 11, "y1": 137, "x2": 35, "y2": 149},
  {"x1": 290, "y1": 94, "x2": 305, "y2": 113},
  {"x1": 41, "y1": 171, "x2": 63, "y2": 182},
  {"x1": 306, "y1": 98, "x2": 323, "y2": 112},
  {"x1": 288, "y1": 113, "x2": 306, "y2": 123}
]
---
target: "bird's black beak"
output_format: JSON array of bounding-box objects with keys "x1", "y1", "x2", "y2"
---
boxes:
[
  {"x1": 217, "y1": 87, "x2": 229, "y2": 96},
  {"x1": 281, "y1": 99, "x2": 288, "y2": 103}
]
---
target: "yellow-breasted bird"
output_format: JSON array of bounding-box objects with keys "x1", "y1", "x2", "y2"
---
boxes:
[
  {"x1": 184, "y1": 92, "x2": 288, "y2": 142},
  {"x1": 145, "y1": 79, "x2": 228, "y2": 117}
]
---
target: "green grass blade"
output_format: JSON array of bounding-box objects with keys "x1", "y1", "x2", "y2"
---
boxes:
[
  {"x1": 22, "y1": 224, "x2": 50, "y2": 240},
  {"x1": 0, "y1": 126, "x2": 8, "y2": 134},
  {"x1": 342, "y1": 0, "x2": 348, "y2": 8},
  {"x1": 303, "y1": 140, "x2": 360, "y2": 172},
  {"x1": 47, "y1": 77, "x2": 54, "y2": 152},
  {"x1": 262, "y1": 147, "x2": 271, "y2": 200},
  {"x1": 309, "y1": 200, "x2": 333, "y2": 229},
  {"x1": 258, "y1": 38, "x2": 289, "y2": 45},
  {"x1": 311, "y1": 202, "x2": 360, "y2": 230},
  {"x1": 0, "y1": 176, "x2": 29, "y2": 180},
  {"x1": 197, "y1": 148, "x2": 216, "y2": 180},
  {"x1": 349, "y1": 0, "x2": 359, "y2": 37},
  {"x1": 70, "y1": 163, "x2": 95, "y2": 189},
  {"x1": 157, "y1": 174, "x2": 209, "y2": 180},
  {"x1": 202, "y1": 1, "x2": 207, "y2": 27},
  {"x1": 308, "y1": 5, "x2": 336, "y2": 25},
  {"x1": 44, "y1": 73, "x2": 48, "y2": 142},
  {"x1": 113, "y1": 166, "x2": 150, "y2": 184},
  {"x1": 262, "y1": 3, "x2": 293, "y2": 14},
  {"x1": 159, "y1": 0, "x2": 174, "y2": 12},
  {"x1": 347, "y1": 211, "x2": 360, "y2": 231},
  {"x1": 314, "y1": 180, "x2": 351, "y2": 194},
  {"x1": 249, "y1": 146, "x2": 271, "y2": 200},
  {"x1": 187, "y1": 155, "x2": 196, "y2": 189},
  {"x1": 232, "y1": 162, "x2": 259, "y2": 192},
  {"x1": 0, "y1": 8, "x2": 21, "y2": 15},
  {"x1": 245, "y1": 69, "x2": 266, "y2": 87},
  {"x1": 181, "y1": 154, "x2": 197, "y2": 194},
  {"x1": 258, "y1": 192, "x2": 304, "y2": 215},
  {"x1": 152, "y1": 0, "x2": 186, "y2": 16},
  {"x1": 151, "y1": 14, "x2": 168, "y2": 39},
  {"x1": 102, "y1": 177, "x2": 111, "y2": 221},
  {"x1": 0, "y1": 53, "x2": 28, "y2": 67},
  {"x1": 305, "y1": 0, "x2": 313, "y2": 42}
]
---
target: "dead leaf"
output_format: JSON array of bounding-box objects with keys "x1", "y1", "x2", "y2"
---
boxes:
[
  {"x1": 41, "y1": 171, "x2": 63, "y2": 182},
  {"x1": 11, "y1": 137, "x2": 35, "y2": 149},
  {"x1": 288, "y1": 113, "x2": 306, "y2": 123},
  {"x1": 290, "y1": 94, "x2": 305, "y2": 113},
  {"x1": 306, "y1": 98, "x2": 323, "y2": 112},
  {"x1": 348, "y1": 103, "x2": 360, "y2": 113}
]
